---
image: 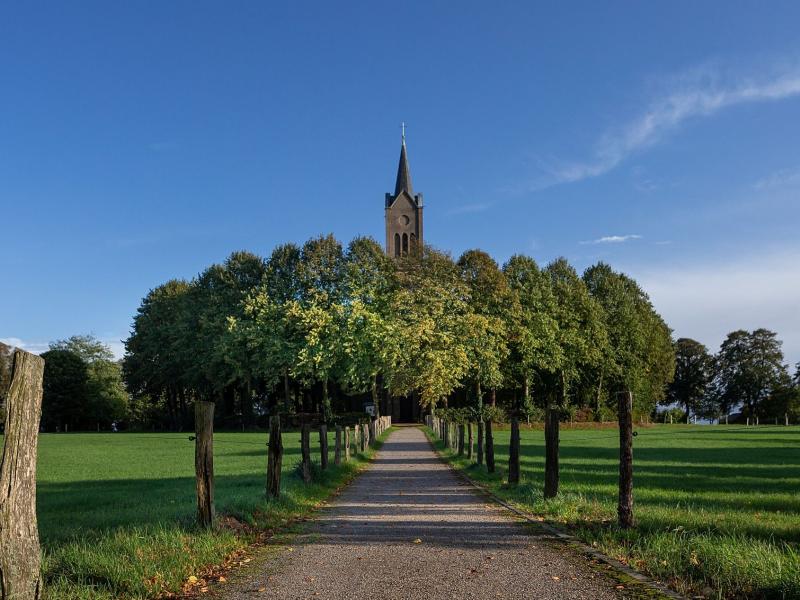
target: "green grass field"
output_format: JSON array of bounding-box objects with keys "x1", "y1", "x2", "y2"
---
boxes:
[
  {"x1": 431, "y1": 424, "x2": 800, "y2": 599},
  {"x1": 18, "y1": 429, "x2": 379, "y2": 599}
]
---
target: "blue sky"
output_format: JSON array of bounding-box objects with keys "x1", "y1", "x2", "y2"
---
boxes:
[{"x1": 2, "y1": 2, "x2": 799, "y2": 367}]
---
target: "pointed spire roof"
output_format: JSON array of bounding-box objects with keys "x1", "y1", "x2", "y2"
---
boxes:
[{"x1": 394, "y1": 127, "x2": 413, "y2": 197}]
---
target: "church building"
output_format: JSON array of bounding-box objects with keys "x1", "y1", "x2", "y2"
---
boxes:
[
  {"x1": 385, "y1": 128, "x2": 423, "y2": 257},
  {"x1": 383, "y1": 129, "x2": 423, "y2": 422}
]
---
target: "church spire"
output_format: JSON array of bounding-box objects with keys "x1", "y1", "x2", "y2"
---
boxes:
[{"x1": 394, "y1": 124, "x2": 413, "y2": 197}]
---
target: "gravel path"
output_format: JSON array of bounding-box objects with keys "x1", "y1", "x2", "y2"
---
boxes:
[{"x1": 223, "y1": 426, "x2": 625, "y2": 599}]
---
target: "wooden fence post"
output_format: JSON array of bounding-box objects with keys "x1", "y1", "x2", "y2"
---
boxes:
[
  {"x1": 476, "y1": 420, "x2": 484, "y2": 466},
  {"x1": 0, "y1": 345, "x2": 44, "y2": 600},
  {"x1": 544, "y1": 405, "x2": 559, "y2": 499},
  {"x1": 319, "y1": 424, "x2": 329, "y2": 470},
  {"x1": 467, "y1": 422, "x2": 474, "y2": 459},
  {"x1": 335, "y1": 425, "x2": 342, "y2": 465},
  {"x1": 508, "y1": 416, "x2": 520, "y2": 485},
  {"x1": 617, "y1": 391, "x2": 634, "y2": 528},
  {"x1": 300, "y1": 423, "x2": 312, "y2": 483},
  {"x1": 266, "y1": 415, "x2": 283, "y2": 499},
  {"x1": 195, "y1": 400, "x2": 215, "y2": 528}
]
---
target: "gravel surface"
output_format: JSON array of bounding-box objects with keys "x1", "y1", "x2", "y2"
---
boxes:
[{"x1": 222, "y1": 426, "x2": 626, "y2": 599}]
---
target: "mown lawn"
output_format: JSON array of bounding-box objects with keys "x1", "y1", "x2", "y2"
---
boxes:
[
  {"x1": 14, "y1": 429, "x2": 380, "y2": 599},
  {"x1": 430, "y1": 424, "x2": 800, "y2": 599}
]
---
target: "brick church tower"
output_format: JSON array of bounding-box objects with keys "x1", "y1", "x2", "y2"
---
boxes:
[{"x1": 385, "y1": 127, "x2": 423, "y2": 256}]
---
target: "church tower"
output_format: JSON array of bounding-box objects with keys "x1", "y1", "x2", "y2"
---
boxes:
[{"x1": 385, "y1": 127, "x2": 423, "y2": 256}]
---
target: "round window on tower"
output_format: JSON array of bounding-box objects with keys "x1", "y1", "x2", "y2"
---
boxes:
[{"x1": 398, "y1": 215, "x2": 410, "y2": 227}]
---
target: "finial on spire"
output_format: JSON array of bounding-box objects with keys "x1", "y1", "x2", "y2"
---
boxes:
[{"x1": 401, "y1": 121, "x2": 406, "y2": 143}]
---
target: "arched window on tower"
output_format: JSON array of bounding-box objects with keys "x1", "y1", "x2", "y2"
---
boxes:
[
  {"x1": 402, "y1": 233, "x2": 409, "y2": 255},
  {"x1": 394, "y1": 233, "x2": 401, "y2": 257}
]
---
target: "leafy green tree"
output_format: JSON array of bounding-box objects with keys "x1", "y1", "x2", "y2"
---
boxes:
[
  {"x1": 385, "y1": 247, "x2": 470, "y2": 411},
  {"x1": 502, "y1": 255, "x2": 560, "y2": 415},
  {"x1": 338, "y1": 237, "x2": 396, "y2": 415},
  {"x1": 124, "y1": 279, "x2": 194, "y2": 429},
  {"x1": 50, "y1": 334, "x2": 115, "y2": 363},
  {"x1": 289, "y1": 235, "x2": 347, "y2": 421},
  {"x1": 583, "y1": 263, "x2": 674, "y2": 419},
  {"x1": 666, "y1": 338, "x2": 713, "y2": 422},
  {"x1": 457, "y1": 250, "x2": 511, "y2": 413},
  {"x1": 40, "y1": 349, "x2": 89, "y2": 431},
  {"x1": 86, "y1": 359, "x2": 128, "y2": 428},
  {"x1": 542, "y1": 258, "x2": 607, "y2": 498},
  {"x1": 713, "y1": 329, "x2": 789, "y2": 419}
]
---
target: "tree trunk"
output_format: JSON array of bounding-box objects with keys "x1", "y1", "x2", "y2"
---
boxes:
[
  {"x1": 300, "y1": 423, "x2": 312, "y2": 483},
  {"x1": 477, "y1": 420, "x2": 484, "y2": 466},
  {"x1": 334, "y1": 425, "x2": 342, "y2": 465},
  {"x1": 617, "y1": 391, "x2": 634, "y2": 528},
  {"x1": 489, "y1": 388, "x2": 497, "y2": 406},
  {"x1": 319, "y1": 424, "x2": 329, "y2": 470},
  {"x1": 0, "y1": 346, "x2": 44, "y2": 600},
  {"x1": 195, "y1": 400, "x2": 215, "y2": 527},
  {"x1": 485, "y1": 419, "x2": 495, "y2": 473},
  {"x1": 544, "y1": 404, "x2": 559, "y2": 499},
  {"x1": 371, "y1": 375, "x2": 380, "y2": 418},
  {"x1": 266, "y1": 415, "x2": 283, "y2": 499},
  {"x1": 457, "y1": 424, "x2": 465, "y2": 456},
  {"x1": 508, "y1": 416, "x2": 520, "y2": 485},
  {"x1": 322, "y1": 379, "x2": 331, "y2": 424},
  {"x1": 467, "y1": 422, "x2": 474, "y2": 459},
  {"x1": 283, "y1": 369, "x2": 291, "y2": 413},
  {"x1": 345, "y1": 426, "x2": 351, "y2": 461}
]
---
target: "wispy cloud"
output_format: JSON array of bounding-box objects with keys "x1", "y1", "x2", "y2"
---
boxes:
[
  {"x1": 753, "y1": 166, "x2": 800, "y2": 190},
  {"x1": 580, "y1": 234, "x2": 642, "y2": 245},
  {"x1": 0, "y1": 337, "x2": 125, "y2": 359},
  {"x1": 539, "y1": 63, "x2": 800, "y2": 188},
  {"x1": 631, "y1": 246, "x2": 800, "y2": 368},
  {"x1": 0, "y1": 338, "x2": 49, "y2": 354}
]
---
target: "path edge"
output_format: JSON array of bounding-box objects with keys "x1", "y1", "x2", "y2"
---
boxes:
[{"x1": 420, "y1": 425, "x2": 686, "y2": 600}]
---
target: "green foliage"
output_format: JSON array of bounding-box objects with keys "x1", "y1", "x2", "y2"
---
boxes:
[
  {"x1": 667, "y1": 338, "x2": 714, "y2": 419},
  {"x1": 583, "y1": 262, "x2": 674, "y2": 418},
  {"x1": 40, "y1": 335, "x2": 127, "y2": 431},
  {"x1": 713, "y1": 328, "x2": 791, "y2": 418}
]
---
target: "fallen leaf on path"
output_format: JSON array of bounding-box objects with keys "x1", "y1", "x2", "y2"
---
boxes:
[
  {"x1": 413, "y1": 538, "x2": 422, "y2": 544},
  {"x1": 551, "y1": 576, "x2": 560, "y2": 581}
]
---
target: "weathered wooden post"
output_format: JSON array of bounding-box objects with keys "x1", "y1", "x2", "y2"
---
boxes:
[
  {"x1": 476, "y1": 420, "x2": 484, "y2": 466},
  {"x1": 485, "y1": 419, "x2": 495, "y2": 473},
  {"x1": 300, "y1": 422, "x2": 312, "y2": 483},
  {"x1": 345, "y1": 425, "x2": 351, "y2": 461},
  {"x1": 266, "y1": 415, "x2": 283, "y2": 499},
  {"x1": 467, "y1": 422, "x2": 473, "y2": 459},
  {"x1": 617, "y1": 391, "x2": 634, "y2": 528},
  {"x1": 544, "y1": 404, "x2": 559, "y2": 499},
  {"x1": 335, "y1": 425, "x2": 342, "y2": 465},
  {"x1": 319, "y1": 424, "x2": 329, "y2": 470},
  {"x1": 0, "y1": 344, "x2": 44, "y2": 600},
  {"x1": 195, "y1": 400, "x2": 215, "y2": 528},
  {"x1": 457, "y1": 424, "x2": 465, "y2": 456}
]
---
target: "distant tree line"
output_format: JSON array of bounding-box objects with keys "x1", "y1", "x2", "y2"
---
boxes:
[
  {"x1": 38, "y1": 335, "x2": 127, "y2": 431},
  {"x1": 119, "y1": 235, "x2": 676, "y2": 431},
  {"x1": 666, "y1": 332, "x2": 799, "y2": 423}
]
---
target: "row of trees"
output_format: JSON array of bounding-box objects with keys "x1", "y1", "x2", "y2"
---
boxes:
[
  {"x1": 668, "y1": 331, "x2": 799, "y2": 422},
  {"x1": 122, "y1": 234, "x2": 676, "y2": 431}
]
